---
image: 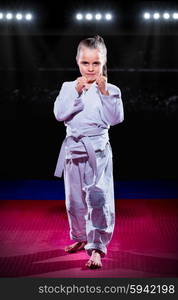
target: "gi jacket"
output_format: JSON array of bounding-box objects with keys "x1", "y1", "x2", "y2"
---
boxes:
[{"x1": 53, "y1": 80, "x2": 124, "y2": 178}]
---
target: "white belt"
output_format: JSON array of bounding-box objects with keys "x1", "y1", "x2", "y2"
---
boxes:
[{"x1": 54, "y1": 128, "x2": 108, "y2": 186}]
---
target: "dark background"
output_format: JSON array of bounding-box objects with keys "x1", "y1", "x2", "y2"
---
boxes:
[{"x1": 0, "y1": 0, "x2": 178, "y2": 180}]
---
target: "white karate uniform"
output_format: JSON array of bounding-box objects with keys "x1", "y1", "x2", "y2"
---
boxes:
[{"x1": 53, "y1": 80, "x2": 124, "y2": 256}]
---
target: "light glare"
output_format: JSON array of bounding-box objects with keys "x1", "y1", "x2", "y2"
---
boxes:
[
  {"x1": 76, "y1": 13, "x2": 83, "y2": 20},
  {"x1": 153, "y1": 12, "x2": 160, "y2": 19},
  {"x1": 163, "y1": 12, "x2": 170, "y2": 19},
  {"x1": 85, "y1": 13, "x2": 93, "y2": 20},
  {"x1": 25, "y1": 13, "x2": 32, "y2": 20},
  {"x1": 144, "y1": 12, "x2": 150, "y2": 19},
  {"x1": 16, "y1": 13, "x2": 23, "y2": 20},
  {"x1": 105, "y1": 13, "x2": 112, "y2": 20},
  {"x1": 6, "y1": 13, "x2": 13, "y2": 20},
  {"x1": 95, "y1": 13, "x2": 102, "y2": 20},
  {"x1": 173, "y1": 12, "x2": 178, "y2": 19}
]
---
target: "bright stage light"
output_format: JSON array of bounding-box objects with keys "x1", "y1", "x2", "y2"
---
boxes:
[
  {"x1": 153, "y1": 12, "x2": 160, "y2": 20},
  {"x1": 163, "y1": 12, "x2": 170, "y2": 19},
  {"x1": 16, "y1": 13, "x2": 23, "y2": 20},
  {"x1": 173, "y1": 12, "x2": 178, "y2": 19},
  {"x1": 143, "y1": 10, "x2": 178, "y2": 21},
  {"x1": 25, "y1": 13, "x2": 32, "y2": 21},
  {"x1": 75, "y1": 11, "x2": 113, "y2": 22},
  {"x1": 76, "y1": 13, "x2": 83, "y2": 20},
  {"x1": 6, "y1": 13, "x2": 13, "y2": 20},
  {"x1": 143, "y1": 12, "x2": 151, "y2": 19},
  {"x1": 85, "y1": 13, "x2": 93, "y2": 20},
  {"x1": 0, "y1": 11, "x2": 34, "y2": 22},
  {"x1": 95, "y1": 13, "x2": 102, "y2": 20},
  {"x1": 105, "y1": 13, "x2": 112, "y2": 20}
]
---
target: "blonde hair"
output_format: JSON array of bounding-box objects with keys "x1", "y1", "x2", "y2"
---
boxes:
[{"x1": 76, "y1": 35, "x2": 107, "y2": 77}]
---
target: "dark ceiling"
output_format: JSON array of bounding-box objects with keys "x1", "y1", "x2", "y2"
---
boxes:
[{"x1": 0, "y1": 1, "x2": 178, "y2": 34}]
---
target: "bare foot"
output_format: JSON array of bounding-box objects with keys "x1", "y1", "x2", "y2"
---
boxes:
[
  {"x1": 86, "y1": 250, "x2": 102, "y2": 269},
  {"x1": 65, "y1": 241, "x2": 87, "y2": 253}
]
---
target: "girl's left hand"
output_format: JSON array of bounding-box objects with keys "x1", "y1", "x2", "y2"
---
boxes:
[{"x1": 96, "y1": 75, "x2": 109, "y2": 96}]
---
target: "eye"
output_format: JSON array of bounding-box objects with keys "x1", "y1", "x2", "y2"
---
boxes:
[{"x1": 93, "y1": 62, "x2": 100, "y2": 65}]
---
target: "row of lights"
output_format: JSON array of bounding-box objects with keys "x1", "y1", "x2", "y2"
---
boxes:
[
  {"x1": 75, "y1": 11, "x2": 178, "y2": 22},
  {"x1": 143, "y1": 12, "x2": 178, "y2": 20},
  {"x1": 75, "y1": 13, "x2": 113, "y2": 21},
  {"x1": 1, "y1": 10, "x2": 178, "y2": 22},
  {"x1": 0, "y1": 12, "x2": 33, "y2": 21}
]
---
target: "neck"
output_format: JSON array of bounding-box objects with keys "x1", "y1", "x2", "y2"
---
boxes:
[{"x1": 87, "y1": 80, "x2": 95, "y2": 84}]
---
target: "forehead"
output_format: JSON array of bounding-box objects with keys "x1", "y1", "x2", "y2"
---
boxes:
[{"x1": 78, "y1": 46, "x2": 103, "y2": 61}]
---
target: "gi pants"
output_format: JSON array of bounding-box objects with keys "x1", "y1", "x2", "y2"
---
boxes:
[{"x1": 63, "y1": 143, "x2": 115, "y2": 256}]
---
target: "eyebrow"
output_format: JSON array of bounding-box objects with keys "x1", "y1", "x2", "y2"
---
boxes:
[{"x1": 81, "y1": 60, "x2": 101, "y2": 63}]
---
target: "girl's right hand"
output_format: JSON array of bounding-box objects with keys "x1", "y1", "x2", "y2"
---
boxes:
[{"x1": 75, "y1": 76, "x2": 88, "y2": 95}]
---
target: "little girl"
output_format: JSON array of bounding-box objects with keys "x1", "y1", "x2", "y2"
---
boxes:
[{"x1": 53, "y1": 35, "x2": 124, "y2": 269}]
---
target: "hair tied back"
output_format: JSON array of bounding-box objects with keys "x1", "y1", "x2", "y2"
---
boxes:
[{"x1": 94, "y1": 35, "x2": 104, "y2": 43}]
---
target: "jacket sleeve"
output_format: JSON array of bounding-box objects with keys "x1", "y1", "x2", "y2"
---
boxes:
[
  {"x1": 53, "y1": 82, "x2": 84, "y2": 121},
  {"x1": 99, "y1": 85, "x2": 124, "y2": 126}
]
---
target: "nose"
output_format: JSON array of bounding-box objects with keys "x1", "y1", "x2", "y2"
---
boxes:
[{"x1": 88, "y1": 64, "x2": 94, "y2": 72}]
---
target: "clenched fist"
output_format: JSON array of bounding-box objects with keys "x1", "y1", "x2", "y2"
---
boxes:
[
  {"x1": 75, "y1": 75, "x2": 109, "y2": 96},
  {"x1": 75, "y1": 76, "x2": 88, "y2": 95},
  {"x1": 96, "y1": 75, "x2": 109, "y2": 96}
]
